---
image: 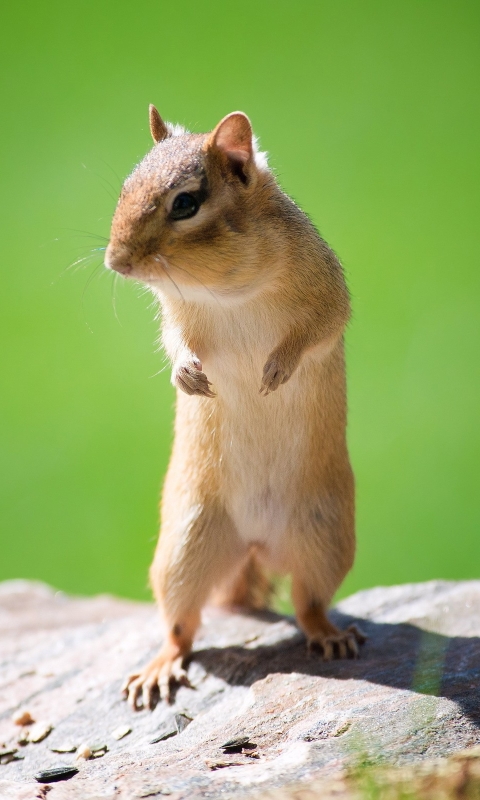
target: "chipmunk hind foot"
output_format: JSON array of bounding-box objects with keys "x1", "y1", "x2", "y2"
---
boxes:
[
  {"x1": 293, "y1": 583, "x2": 366, "y2": 661},
  {"x1": 307, "y1": 623, "x2": 366, "y2": 660},
  {"x1": 122, "y1": 611, "x2": 199, "y2": 709}
]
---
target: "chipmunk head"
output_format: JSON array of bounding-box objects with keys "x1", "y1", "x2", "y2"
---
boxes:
[{"x1": 105, "y1": 106, "x2": 271, "y2": 301}]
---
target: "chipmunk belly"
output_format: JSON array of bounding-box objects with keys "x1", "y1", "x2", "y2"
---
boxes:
[
  {"x1": 222, "y1": 387, "x2": 305, "y2": 567},
  {"x1": 203, "y1": 338, "x2": 306, "y2": 568}
]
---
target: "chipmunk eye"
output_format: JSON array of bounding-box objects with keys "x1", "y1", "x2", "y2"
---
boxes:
[{"x1": 170, "y1": 192, "x2": 199, "y2": 221}]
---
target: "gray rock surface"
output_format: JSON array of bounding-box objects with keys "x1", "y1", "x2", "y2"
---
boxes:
[{"x1": 0, "y1": 579, "x2": 479, "y2": 799}]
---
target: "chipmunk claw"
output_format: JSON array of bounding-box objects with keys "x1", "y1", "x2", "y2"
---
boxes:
[{"x1": 307, "y1": 624, "x2": 366, "y2": 661}]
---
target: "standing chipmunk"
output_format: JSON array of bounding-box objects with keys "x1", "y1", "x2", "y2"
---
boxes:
[{"x1": 105, "y1": 107, "x2": 364, "y2": 709}]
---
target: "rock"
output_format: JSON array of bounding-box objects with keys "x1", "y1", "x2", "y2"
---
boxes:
[{"x1": 0, "y1": 579, "x2": 479, "y2": 799}]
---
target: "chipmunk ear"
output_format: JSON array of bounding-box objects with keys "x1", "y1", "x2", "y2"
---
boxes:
[
  {"x1": 149, "y1": 104, "x2": 169, "y2": 143},
  {"x1": 207, "y1": 112, "x2": 253, "y2": 182}
]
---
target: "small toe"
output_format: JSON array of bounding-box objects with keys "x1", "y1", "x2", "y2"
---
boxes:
[
  {"x1": 337, "y1": 640, "x2": 348, "y2": 659},
  {"x1": 158, "y1": 671, "x2": 171, "y2": 703},
  {"x1": 127, "y1": 677, "x2": 143, "y2": 710},
  {"x1": 308, "y1": 626, "x2": 365, "y2": 662},
  {"x1": 322, "y1": 640, "x2": 334, "y2": 661},
  {"x1": 172, "y1": 656, "x2": 189, "y2": 684},
  {"x1": 346, "y1": 634, "x2": 359, "y2": 658},
  {"x1": 121, "y1": 673, "x2": 139, "y2": 696},
  {"x1": 142, "y1": 674, "x2": 159, "y2": 710},
  {"x1": 348, "y1": 624, "x2": 367, "y2": 644}
]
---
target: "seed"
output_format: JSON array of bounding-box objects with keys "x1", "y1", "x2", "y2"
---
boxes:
[
  {"x1": 1, "y1": 753, "x2": 21, "y2": 765},
  {"x1": 29, "y1": 723, "x2": 53, "y2": 743},
  {"x1": 136, "y1": 785, "x2": 172, "y2": 797},
  {"x1": 12, "y1": 710, "x2": 34, "y2": 726},
  {"x1": 17, "y1": 729, "x2": 30, "y2": 746},
  {"x1": 49, "y1": 743, "x2": 77, "y2": 753},
  {"x1": 90, "y1": 742, "x2": 108, "y2": 755},
  {"x1": 75, "y1": 744, "x2": 92, "y2": 760},
  {"x1": 221, "y1": 735, "x2": 250, "y2": 749},
  {"x1": 174, "y1": 714, "x2": 192, "y2": 734},
  {"x1": 35, "y1": 766, "x2": 79, "y2": 783},
  {"x1": 149, "y1": 726, "x2": 177, "y2": 744},
  {"x1": 112, "y1": 725, "x2": 131, "y2": 741},
  {"x1": 0, "y1": 747, "x2": 23, "y2": 765},
  {"x1": 76, "y1": 741, "x2": 107, "y2": 760},
  {"x1": 0, "y1": 747, "x2": 18, "y2": 757},
  {"x1": 221, "y1": 735, "x2": 257, "y2": 754},
  {"x1": 205, "y1": 757, "x2": 246, "y2": 770}
]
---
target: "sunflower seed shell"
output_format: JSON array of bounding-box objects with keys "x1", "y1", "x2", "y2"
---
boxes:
[
  {"x1": 150, "y1": 726, "x2": 177, "y2": 744},
  {"x1": 29, "y1": 723, "x2": 53, "y2": 743},
  {"x1": 35, "y1": 765, "x2": 79, "y2": 783},
  {"x1": 112, "y1": 724, "x2": 131, "y2": 740}
]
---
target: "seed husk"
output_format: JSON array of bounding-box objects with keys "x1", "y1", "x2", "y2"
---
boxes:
[
  {"x1": 174, "y1": 714, "x2": 192, "y2": 734},
  {"x1": 0, "y1": 747, "x2": 18, "y2": 757},
  {"x1": 1, "y1": 747, "x2": 24, "y2": 765},
  {"x1": 223, "y1": 744, "x2": 257, "y2": 754},
  {"x1": 49, "y1": 743, "x2": 77, "y2": 753},
  {"x1": 35, "y1": 765, "x2": 79, "y2": 783},
  {"x1": 221, "y1": 735, "x2": 257, "y2": 754},
  {"x1": 12, "y1": 710, "x2": 34, "y2": 726},
  {"x1": 221, "y1": 735, "x2": 250, "y2": 749},
  {"x1": 112, "y1": 724, "x2": 131, "y2": 740},
  {"x1": 90, "y1": 742, "x2": 108, "y2": 757},
  {"x1": 149, "y1": 726, "x2": 177, "y2": 744},
  {"x1": 17, "y1": 729, "x2": 30, "y2": 746},
  {"x1": 205, "y1": 756, "x2": 247, "y2": 770},
  {"x1": 75, "y1": 744, "x2": 92, "y2": 760},
  {"x1": 76, "y1": 741, "x2": 107, "y2": 759},
  {"x1": 1, "y1": 753, "x2": 24, "y2": 765},
  {"x1": 29, "y1": 723, "x2": 53, "y2": 743}
]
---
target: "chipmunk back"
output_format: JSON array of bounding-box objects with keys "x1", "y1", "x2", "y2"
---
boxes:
[{"x1": 105, "y1": 107, "x2": 364, "y2": 709}]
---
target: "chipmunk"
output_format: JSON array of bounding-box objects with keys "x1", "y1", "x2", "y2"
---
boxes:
[{"x1": 105, "y1": 107, "x2": 364, "y2": 709}]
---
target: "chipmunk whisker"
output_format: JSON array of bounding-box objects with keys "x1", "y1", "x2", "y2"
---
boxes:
[
  {"x1": 159, "y1": 254, "x2": 223, "y2": 308},
  {"x1": 153, "y1": 254, "x2": 185, "y2": 304}
]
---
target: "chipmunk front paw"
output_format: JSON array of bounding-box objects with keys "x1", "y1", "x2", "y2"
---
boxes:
[
  {"x1": 260, "y1": 354, "x2": 295, "y2": 395},
  {"x1": 173, "y1": 358, "x2": 215, "y2": 398}
]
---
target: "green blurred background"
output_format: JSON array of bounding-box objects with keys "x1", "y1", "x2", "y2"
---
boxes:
[{"x1": 1, "y1": 1, "x2": 479, "y2": 605}]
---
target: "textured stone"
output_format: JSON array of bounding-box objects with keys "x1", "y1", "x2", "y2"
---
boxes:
[{"x1": 0, "y1": 579, "x2": 479, "y2": 799}]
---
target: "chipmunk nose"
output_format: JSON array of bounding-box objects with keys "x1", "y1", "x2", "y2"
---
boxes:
[{"x1": 104, "y1": 242, "x2": 132, "y2": 275}]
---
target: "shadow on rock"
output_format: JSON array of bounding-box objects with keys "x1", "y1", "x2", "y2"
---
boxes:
[{"x1": 192, "y1": 609, "x2": 480, "y2": 729}]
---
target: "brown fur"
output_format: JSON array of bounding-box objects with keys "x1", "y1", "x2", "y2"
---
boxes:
[{"x1": 107, "y1": 108, "x2": 363, "y2": 709}]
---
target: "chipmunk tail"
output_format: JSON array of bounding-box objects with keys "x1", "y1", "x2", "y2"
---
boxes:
[{"x1": 211, "y1": 548, "x2": 273, "y2": 611}]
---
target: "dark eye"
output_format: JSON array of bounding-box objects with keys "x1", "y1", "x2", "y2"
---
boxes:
[{"x1": 170, "y1": 192, "x2": 199, "y2": 221}]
